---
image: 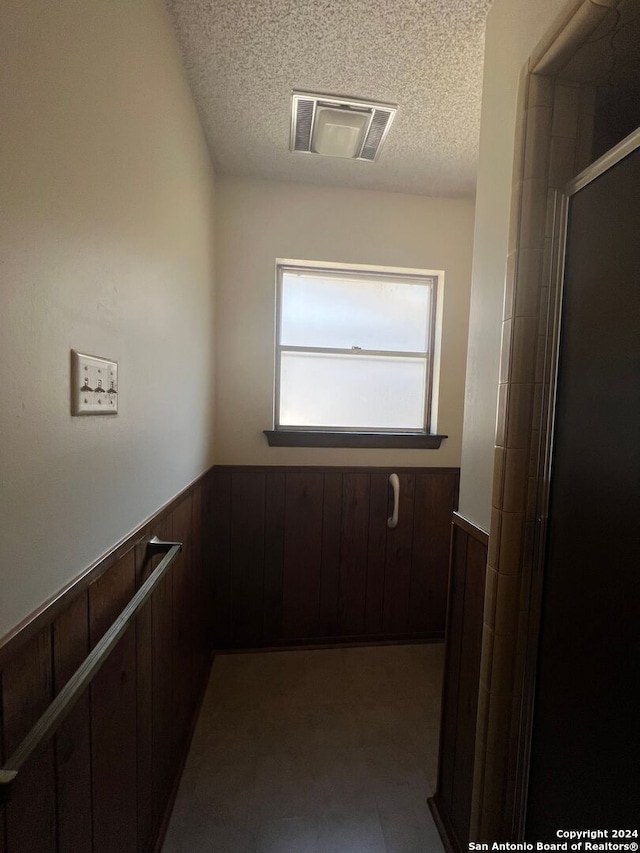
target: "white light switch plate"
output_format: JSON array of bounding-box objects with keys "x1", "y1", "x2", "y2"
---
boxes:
[{"x1": 71, "y1": 350, "x2": 118, "y2": 415}]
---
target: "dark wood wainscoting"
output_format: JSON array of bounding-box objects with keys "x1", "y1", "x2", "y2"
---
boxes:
[
  {"x1": 429, "y1": 513, "x2": 488, "y2": 853},
  {"x1": 210, "y1": 466, "x2": 459, "y2": 649},
  {"x1": 0, "y1": 462, "x2": 461, "y2": 851},
  {"x1": 0, "y1": 470, "x2": 215, "y2": 853}
]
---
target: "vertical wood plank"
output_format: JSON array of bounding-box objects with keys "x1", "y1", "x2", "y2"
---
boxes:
[
  {"x1": 134, "y1": 526, "x2": 154, "y2": 853},
  {"x1": 0, "y1": 675, "x2": 5, "y2": 853},
  {"x1": 230, "y1": 473, "x2": 266, "y2": 646},
  {"x1": 89, "y1": 550, "x2": 137, "y2": 853},
  {"x1": 438, "y1": 523, "x2": 467, "y2": 812},
  {"x1": 409, "y1": 472, "x2": 457, "y2": 633},
  {"x1": 211, "y1": 470, "x2": 232, "y2": 647},
  {"x1": 201, "y1": 471, "x2": 217, "y2": 650},
  {"x1": 318, "y1": 473, "x2": 342, "y2": 637},
  {"x1": 0, "y1": 766, "x2": 4, "y2": 853},
  {"x1": 263, "y1": 472, "x2": 286, "y2": 642},
  {"x1": 338, "y1": 473, "x2": 370, "y2": 636},
  {"x1": 382, "y1": 473, "x2": 416, "y2": 633},
  {"x1": 365, "y1": 472, "x2": 389, "y2": 635},
  {"x1": 282, "y1": 473, "x2": 324, "y2": 639},
  {"x1": 52, "y1": 593, "x2": 92, "y2": 853},
  {"x1": 451, "y1": 535, "x2": 487, "y2": 839},
  {"x1": 2, "y1": 629, "x2": 56, "y2": 853},
  {"x1": 172, "y1": 495, "x2": 194, "y2": 752},
  {"x1": 191, "y1": 483, "x2": 209, "y2": 684},
  {"x1": 150, "y1": 513, "x2": 175, "y2": 837}
]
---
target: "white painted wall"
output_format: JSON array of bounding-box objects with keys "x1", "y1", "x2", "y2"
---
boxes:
[
  {"x1": 0, "y1": 0, "x2": 216, "y2": 638},
  {"x1": 214, "y1": 177, "x2": 475, "y2": 467},
  {"x1": 458, "y1": 0, "x2": 579, "y2": 531}
]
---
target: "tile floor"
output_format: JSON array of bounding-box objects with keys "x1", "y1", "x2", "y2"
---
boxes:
[{"x1": 163, "y1": 643, "x2": 445, "y2": 853}]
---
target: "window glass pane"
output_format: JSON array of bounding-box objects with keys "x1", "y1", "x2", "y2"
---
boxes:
[
  {"x1": 279, "y1": 352, "x2": 426, "y2": 430},
  {"x1": 280, "y1": 272, "x2": 430, "y2": 352}
]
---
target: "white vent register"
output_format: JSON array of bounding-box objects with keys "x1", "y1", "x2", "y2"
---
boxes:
[{"x1": 290, "y1": 91, "x2": 397, "y2": 161}]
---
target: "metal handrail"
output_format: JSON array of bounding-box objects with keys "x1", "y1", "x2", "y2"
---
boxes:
[{"x1": 0, "y1": 537, "x2": 181, "y2": 798}]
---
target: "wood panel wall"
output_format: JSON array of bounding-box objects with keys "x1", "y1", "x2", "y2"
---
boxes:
[
  {"x1": 429, "y1": 513, "x2": 488, "y2": 853},
  {"x1": 0, "y1": 471, "x2": 214, "y2": 853},
  {"x1": 0, "y1": 462, "x2": 461, "y2": 853},
  {"x1": 211, "y1": 466, "x2": 459, "y2": 648}
]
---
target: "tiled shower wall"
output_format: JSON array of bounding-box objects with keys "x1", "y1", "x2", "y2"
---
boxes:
[{"x1": 470, "y1": 0, "x2": 625, "y2": 839}]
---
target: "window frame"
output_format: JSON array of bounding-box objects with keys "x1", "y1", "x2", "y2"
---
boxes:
[{"x1": 272, "y1": 260, "x2": 440, "y2": 437}]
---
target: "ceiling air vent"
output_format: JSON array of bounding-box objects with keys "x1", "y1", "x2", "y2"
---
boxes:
[
  {"x1": 293, "y1": 97, "x2": 315, "y2": 152},
  {"x1": 290, "y1": 91, "x2": 397, "y2": 162}
]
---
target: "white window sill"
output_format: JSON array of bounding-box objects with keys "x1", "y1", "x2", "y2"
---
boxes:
[{"x1": 263, "y1": 430, "x2": 447, "y2": 449}]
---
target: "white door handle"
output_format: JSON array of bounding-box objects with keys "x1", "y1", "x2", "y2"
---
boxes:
[{"x1": 387, "y1": 473, "x2": 400, "y2": 528}]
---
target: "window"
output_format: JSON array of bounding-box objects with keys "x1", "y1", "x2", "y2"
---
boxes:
[{"x1": 265, "y1": 261, "x2": 446, "y2": 448}]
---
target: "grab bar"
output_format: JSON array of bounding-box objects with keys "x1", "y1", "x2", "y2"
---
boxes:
[
  {"x1": 0, "y1": 536, "x2": 181, "y2": 799},
  {"x1": 387, "y1": 473, "x2": 400, "y2": 528}
]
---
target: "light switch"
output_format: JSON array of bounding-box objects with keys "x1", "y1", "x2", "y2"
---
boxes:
[{"x1": 71, "y1": 350, "x2": 118, "y2": 415}]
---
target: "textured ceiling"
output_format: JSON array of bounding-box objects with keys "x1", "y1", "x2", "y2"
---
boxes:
[{"x1": 166, "y1": 0, "x2": 493, "y2": 197}]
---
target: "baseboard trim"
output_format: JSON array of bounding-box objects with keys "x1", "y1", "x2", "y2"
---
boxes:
[
  {"x1": 213, "y1": 464, "x2": 460, "y2": 474},
  {"x1": 214, "y1": 635, "x2": 445, "y2": 654}
]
